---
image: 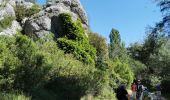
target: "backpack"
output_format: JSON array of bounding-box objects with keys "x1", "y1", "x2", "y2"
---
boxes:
[{"x1": 137, "y1": 84, "x2": 142, "y2": 92}]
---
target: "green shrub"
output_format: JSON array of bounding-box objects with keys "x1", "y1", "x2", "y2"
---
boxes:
[
  {"x1": 15, "y1": 5, "x2": 40, "y2": 23},
  {"x1": 0, "y1": 92, "x2": 31, "y2": 100},
  {"x1": 0, "y1": 33, "x2": 97, "y2": 99},
  {"x1": 162, "y1": 77, "x2": 170, "y2": 94},
  {"x1": 0, "y1": 16, "x2": 15, "y2": 32},
  {"x1": 111, "y1": 59, "x2": 134, "y2": 88},
  {"x1": 26, "y1": 5, "x2": 41, "y2": 17},
  {"x1": 0, "y1": 36, "x2": 18, "y2": 91},
  {"x1": 57, "y1": 13, "x2": 96, "y2": 64},
  {"x1": 13, "y1": 34, "x2": 52, "y2": 93}
]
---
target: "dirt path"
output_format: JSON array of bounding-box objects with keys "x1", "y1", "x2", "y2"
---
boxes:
[{"x1": 148, "y1": 92, "x2": 167, "y2": 100}]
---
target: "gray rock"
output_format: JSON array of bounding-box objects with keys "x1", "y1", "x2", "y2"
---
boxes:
[
  {"x1": 23, "y1": 2, "x2": 34, "y2": 9},
  {"x1": 24, "y1": 0, "x2": 89, "y2": 38},
  {"x1": 14, "y1": 0, "x2": 34, "y2": 8},
  {"x1": 36, "y1": 16, "x2": 51, "y2": 31},
  {"x1": 0, "y1": 0, "x2": 2, "y2": 4},
  {"x1": 8, "y1": 0, "x2": 16, "y2": 6},
  {"x1": 0, "y1": 3, "x2": 15, "y2": 18},
  {"x1": 24, "y1": 16, "x2": 51, "y2": 37}
]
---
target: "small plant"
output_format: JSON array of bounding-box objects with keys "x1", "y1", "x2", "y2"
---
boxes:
[
  {"x1": 15, "y1": 4, "x2": 41, "y2": 23},
  {"x1": 0, "y1": 16, "x2": 15, "y2": 32}
]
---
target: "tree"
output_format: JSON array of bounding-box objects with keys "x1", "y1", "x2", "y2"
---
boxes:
[
  {"x1": 152, "y1": 0, "x2": 170, "y2": 36},
  {"x1": 109, "y1": 28, "x2": 122, "y2": 59},
  {"x1": 88, "y1": 32, "x2": 108, "y2": 69}
]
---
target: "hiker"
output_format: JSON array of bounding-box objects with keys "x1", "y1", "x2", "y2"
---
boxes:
[
  {"x1": 136, "y1": 80, "x2": 144, "y2": 100},
  {"x1": 143, "y1": 86, "x2": 149, "y2": 100},
  {"x1": 156, "y1": 84, "x2": 161, "y2": 100},
  {"x1": 116, "y1": 85, "x2": 130, "y2": 100},
  {"x1": 131, "y1": 82, "x2": 137, "y2": 100}
]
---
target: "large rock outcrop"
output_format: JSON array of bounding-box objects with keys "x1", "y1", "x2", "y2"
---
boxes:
[{"x1": 24, "y1": 0, "x2": 89, "y2": 37}]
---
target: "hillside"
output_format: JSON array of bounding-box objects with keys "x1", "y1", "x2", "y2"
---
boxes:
[{"x1": 0, "y1": 0, "x2": 169, "y2": 100}]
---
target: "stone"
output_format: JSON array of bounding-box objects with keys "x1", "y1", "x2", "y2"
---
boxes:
[
  {"x1": 24, "y1": 16, "x2": 51, "y2": 37},
  {"x1": 24, "y1": 0, "x2": 89, "y2": 38},
  {"x1": 0, "y1": 3, "x2": 15, "y2": 18}
]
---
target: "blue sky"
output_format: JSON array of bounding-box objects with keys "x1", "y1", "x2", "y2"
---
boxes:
[{"x1": 37, "y1": 0, "x2": 162, "y2": 46}]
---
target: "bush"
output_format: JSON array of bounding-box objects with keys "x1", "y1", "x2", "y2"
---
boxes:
[
  {"x1": 0, "y1": 33, "x2": 98, "y2": 99},
  {"x1": 15, "y1": 5, "x2": 40, "y2": 23},
  {"x1": 111, "y1": 59, "x2": 134, "y2": 88},
  {"x1": 88, "y1": 32, "x2": 109, "y2": 69},
  {"x1": 26, "y1": 5, "x2": 41, "y2": 17},
  {"x1": 0, "y1": 16, "x2": 15, "y2": 32},
  {"x1": 0, "y1": 36, "x2": 18, "y2": 91},
  {"x1": 57, "y1": 13, "x2": 96, "y2": 64},
  {"x1": 13, "y1": 34, "x2": 52, "y2": 93},
  {"x1": 0, "y1": 92, "x2": 30, "y2": 100},
  {"x1": 162, "y1": 77, "x2": 170, "y2": 94},
  {"x1": 15, "y1": 5, "x2": 26, "y2": 23}
]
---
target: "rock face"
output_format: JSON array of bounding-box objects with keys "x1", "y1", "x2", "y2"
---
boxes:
[
  {"x1": 0, "y1": 2, "x2": 15, "y2": 18},
  {"x1": 24, "y1": 16, "x2": 51, "y2": 37},
  {"x1": 0, "y1": 0, "x2": 88, "y2": 37},
  {"x1": 24, "y1": 0, "x2": 89, "y2": 37},
  {"x1": 0, "y1": 0, "x2": 21, "y2": 35}
]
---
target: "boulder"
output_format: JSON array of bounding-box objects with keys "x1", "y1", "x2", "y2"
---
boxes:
[
  {"x1": 24, "y1": 0, "x2": 89, "y2": 38},
  {"x1": 24, "y1": 16, "x2": 51, "y2": 37}
]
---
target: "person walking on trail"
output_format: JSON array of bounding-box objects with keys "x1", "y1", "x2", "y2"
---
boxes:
[
  {"x1": 131, "y1": 82, "x2": 137, "y2": 100},
  {"x1": 116, "y1": 85, "x2": 130, "y2": 100},
  {"x1": 156, "y1": 84, "x2": 161, "y2": 100},
  {"x1": 136, "y1": 80, "x2": 144, "y2": 100}
]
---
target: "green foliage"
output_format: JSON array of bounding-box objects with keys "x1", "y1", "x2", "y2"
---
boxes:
[
  {"x1": 13, "y1": 34, "x2": 51, "y2": 93},
  {"x1": 0, "y1": 16, "x2": 15, "y2": 32},
  {"x1": 31, "y1": 34, "x2": 96, "y2": 100},
  {"x1": 88, "y1": 32, "x2": 108, "y2": 59},
  {"x1": 162, "y1": 76, "x2": 170, "y2": 94},
  {"x1": 0, "y1": 36, "x2": 18, "y2": 91},
  {"x1": 0, "y1": 13, "x2": 137, "y2": 100},
  {"x1": 128, "y1": 42, "x2": 143, "y2": 61},
  {"x1": 0, "y1": 33, "x2": 99, "y2": 99},
  {"x1": 128, "y1": 57, "x2": 146, "y2": 76},
  {"x1": 111, "y1": 59, "x2": 134, "y2": 87},
  {"x1": 108, "y1": 28, "x2": 134, "y2": 88},
  {"x1": 88, "y1": 32, "x2": 108, "y2": 69},
  {"x1": 109, "y1": 28, "x2": 121, "y2": 48},
  {"x1": 109, "y1": 28, "x2": 121, "y2": 58},
  {"x1": 153, "y1": 0, "x2": 170, "y2": 36},
  {"x1": 25, "y1": 5, "x2": 41, "y2": 17},
  {"x1": 57, "y1": 13, "x2": 96, "y2": 63},
  {"x1": 15, "y1": 5, "x2": 26, "y2": 23},
  {"x1": 128, "y1": 27, "x2": 170, "y2": 95},
  {"x1": 0, "y1": 92, "x2": 31, "y2": 100},
  {"x1": 162, "y1": 77, "x2": 170, "y2": 99},
  {"x1": 15, "y1": 5, "x2": 40, "y2": 23},
  {"x1": 87, "y1": 68, "x2": 117, "y2": 100},
  {"x1": 146, "y1": 39, "x2": 170, "y2": 93}
]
